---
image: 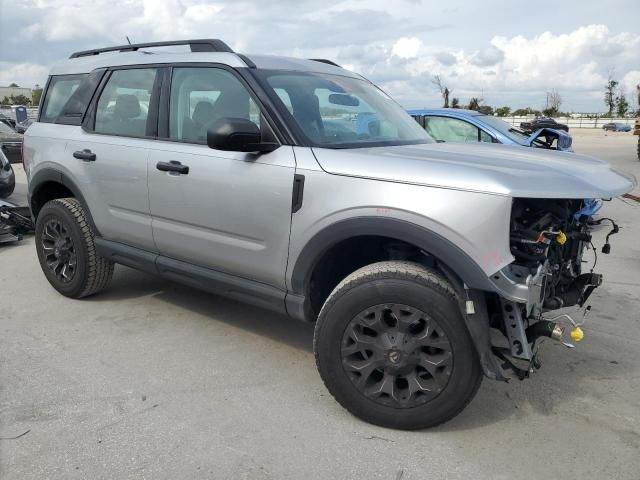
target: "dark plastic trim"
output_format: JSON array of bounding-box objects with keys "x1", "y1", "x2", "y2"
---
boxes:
[
  {"x1": 94, "y1": 238, "x2": 159, "y2": 274},
  {"x1": 290, "y1": 217, "x2": 497, "y2": 297},
  {"x1": 27, "y1": 168, "x2": 99, "y2": 234},
  {"x1": 94, "y1": 237, "x2": 288, "y2": 315},
  {"x1": 291, "y1": 174, "x2": 305, "y2": 213},
  {"x1": 309, "y1": 58, "x2": 341, "y2": 68},
  {"x1": 70, "y1": 39, "x2": 234, "y2": 58},
  {"x1": 236, "y1": 54, "x2": 256, "y2": 68}
]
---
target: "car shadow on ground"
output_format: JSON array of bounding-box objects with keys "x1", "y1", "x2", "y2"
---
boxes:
[
  {"x1": 86, "y1": 265, "x2": 637, "y2": 432},
  {"x1": 88, "y1": 265, "x2": 315, "y2": 353}
]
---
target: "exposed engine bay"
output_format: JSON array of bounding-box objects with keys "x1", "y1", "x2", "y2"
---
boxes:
[
  {"x1": 488, "y1": 197, "x2": 619, "y2": 379},
  {"x1": 527, "y1": 127, "x2": 573, "y2": 151}
]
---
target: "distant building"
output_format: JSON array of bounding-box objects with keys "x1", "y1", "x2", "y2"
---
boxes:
[{"x1": 0, "y1": 86, "x2": 33, "y2": 102}]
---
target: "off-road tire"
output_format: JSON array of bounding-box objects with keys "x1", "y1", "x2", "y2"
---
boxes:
[
  {"x1": 314, "y1": 261, "x2": 482, "y2": 430},
  {"x1": 35, "y1": 198, "x2": 114, "y2": 298},
  {"x1": 0, "y1": 164, "x2": 15, "y2": 198}
]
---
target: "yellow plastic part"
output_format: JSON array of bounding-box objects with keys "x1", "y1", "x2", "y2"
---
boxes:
[
  {"x1": 556, "y1": 231, "x2": 567, "y2": 245},
  {"x1": 570, "y1": 326, "x2": 584, "y2": 342}
]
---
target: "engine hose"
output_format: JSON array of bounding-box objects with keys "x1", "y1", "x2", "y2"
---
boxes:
[{"x1": 525, "y1": 321, "x2": 561, "y2": 343}]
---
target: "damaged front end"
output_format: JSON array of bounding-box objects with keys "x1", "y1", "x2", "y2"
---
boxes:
[
  {"x1": 525, "y1": 128, "x2": 573, "y2": 151},
  {"x1": 480, "y1": 198, "x2": 618, "y2": 380}
]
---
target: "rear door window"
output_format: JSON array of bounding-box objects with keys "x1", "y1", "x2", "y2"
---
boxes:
[{"x1": 94, "y1": 68, "x2": 158, "y2": 137}]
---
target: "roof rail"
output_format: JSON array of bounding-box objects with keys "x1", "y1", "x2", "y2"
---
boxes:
[
  {"x1": 309, "y1": 58, "x2": 342, "y2": 68},
  {"x1": 69, "y1": 39, "x2": 234, "y2": 59}
]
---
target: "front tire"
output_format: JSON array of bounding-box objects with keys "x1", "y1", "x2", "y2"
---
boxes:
[
  {"x1": 35, "y1": 198, "x2": 114, "y2": 298},
  {"x1": 314, "y1": 261, "x2": 482, "y2": 430}
]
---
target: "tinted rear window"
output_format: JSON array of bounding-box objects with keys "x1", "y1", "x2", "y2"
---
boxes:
[{"x1": 40, "y1": 75, "x2": 87, "y2": 123}]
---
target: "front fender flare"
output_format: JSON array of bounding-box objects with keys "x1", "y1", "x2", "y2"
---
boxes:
[{"x1": 289, "y1": 216, "x2": 496, "y2": 297}]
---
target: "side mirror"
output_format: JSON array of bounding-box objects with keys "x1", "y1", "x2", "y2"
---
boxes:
[{"x1": 206, "y1": 118, "x2": 279, "y2": 153}]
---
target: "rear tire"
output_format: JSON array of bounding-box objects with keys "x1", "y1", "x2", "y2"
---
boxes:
[
  {"x1": 35, "y1": 198, "x2": 114, "y2": 298},
  {"x1": 314, "y1": 261, "x2": 482, "y2": 430}
]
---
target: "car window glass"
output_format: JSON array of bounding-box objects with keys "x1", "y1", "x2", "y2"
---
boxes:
[
  {"x1": 260, "y1": 71, "x2": 431, "y2": 148},
  {"x1": 95, "y1": 68, "x2": 157, "y2": 137},
  {"x1": 479, "y1": 129, "x2": 493, "y2": 143},
  {"x1": 274, "y1": 88, "x2": 293, "y2": 114},
  {"x1": 0, "y1": 122, "x2": 15, "y2": 134},
  {"x1": 41, "y1": 75, "x2": 86, "y2": 123},
  {"x1": 424, "y1": 117, "x2": 479, "y2": 143},
  {"x1": 169, "y1": 67, "x2": 260, "y2": 143}
]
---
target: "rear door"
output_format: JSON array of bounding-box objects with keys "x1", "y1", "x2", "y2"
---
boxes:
[
  {"x1": 147, "y1": 65, "x2": 296, "y2": 289},
  {"x1": 65, "y1": 67, "x2": 161, "y2": 251}
]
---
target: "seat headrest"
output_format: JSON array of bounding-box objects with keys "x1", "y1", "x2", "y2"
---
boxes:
[
  {"x1": 114, "y1": 94, "x2": 141, "y2": 119},
  {"x1": 192, "y1": 101, "x2": 215, "y2": 126}
]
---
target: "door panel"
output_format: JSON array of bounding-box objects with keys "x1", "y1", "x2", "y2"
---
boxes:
[
  {"x1": 65, "y1": 133, "x2": 154, "y2": 250},
  {"x1": 148, "y1": 65, "x2": 295, "y2": 289},
  {"x1": 148, "y1": 143, "x2": 295, "y2": 288},
  {"x1": 64, "y1": 67, "x2": 160, "y2": 251}
]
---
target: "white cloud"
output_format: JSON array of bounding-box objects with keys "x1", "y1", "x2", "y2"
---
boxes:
[
  {"x1": 1, "y1": 1, "x2": 639, "y2": 112},
  {"x1": 0, "y1": 63, "x2": 50, "y2": 88},
  {"x1": 391, "y1": 37, "x2": 421, "y2": 59}
]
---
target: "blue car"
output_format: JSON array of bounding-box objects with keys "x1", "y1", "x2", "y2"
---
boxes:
[
  {"x1": 602, "y1": 122, "x2": 631, "y2": 132},
  {"x1": 407, "y1": 108, "x2": 573, "y2": 151}
]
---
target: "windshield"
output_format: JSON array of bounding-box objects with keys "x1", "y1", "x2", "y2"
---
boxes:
[
  {"x1": 478, "y1": 115, "x2": 531, "y2": 146},
  {"x1": 256, "y1": 70, "x2": 433, "y2": 148}
]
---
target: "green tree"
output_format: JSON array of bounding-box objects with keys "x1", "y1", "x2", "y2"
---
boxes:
[
  {"x1": 477, "y1": 105, "x2": 494, "y2": 115},
  {"x1": 604, "y1": 75, "x2": 618, "y2": 116},
  {"x1": 467, "y1": 97, "x2": 481, "y2": 111},
  {"x1": 616, "y1": 93, "x2": 629, "y2": 117},
  {"x1": 0, "y1": 97, "x2": 11, "y2": 106},
  {"x1": 451, "y1": 97, "x2": 460, "y2": 109},
  {"x1": 495, "y1": 106, "x2": 511, "y2": 117},
  {"x1": 11, "y1": 94, "x2": 31, "y2": 106},
  {"x1": 512, "y1": 107, "x2": 532, "y2": 116},
  {"x1": 432, "y1": 75, "x2": 452, "y2": 108},
  {"x1": 32, "y1": 84, "x2": 43, "y2": 106}
]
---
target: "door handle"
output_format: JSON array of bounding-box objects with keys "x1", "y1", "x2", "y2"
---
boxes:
[
  {"x1": 73, "y1": 149, "x2": 96, "y2": 161},
  {"x1": 156, "y1": 160, "x2": 189, "y2": 175}
]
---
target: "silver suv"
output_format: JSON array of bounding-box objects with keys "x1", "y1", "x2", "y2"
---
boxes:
[{"x1": 24, "y1": 39, "x2": 635, "y2": 429}]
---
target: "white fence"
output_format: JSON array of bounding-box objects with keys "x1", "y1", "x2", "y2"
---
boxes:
[{"x1": 500, "y1": 116, "x2": 637, "y2": 129}]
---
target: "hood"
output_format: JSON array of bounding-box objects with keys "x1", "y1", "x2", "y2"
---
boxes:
[{"x1": 311, "y1": 142, "x2": 636, "y2": 199}]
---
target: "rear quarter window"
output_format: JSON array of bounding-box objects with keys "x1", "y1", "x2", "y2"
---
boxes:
[
  {"x1": 40, "y1": 71, "x2": 107, "y2": 125},
  {"x1": 40, "y1": 75, "x2": 87, "y2": 123}
]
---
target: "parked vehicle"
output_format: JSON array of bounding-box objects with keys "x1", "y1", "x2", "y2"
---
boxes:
[
  {"x1": 0, "y1": 121, "x2": 23, "y2": 163},
  {"x1": 14, "y1": 119, "x2": 34, "y2": 134},
  {"x1": 520, "y1": 117, "x2": 569, "y2": 132},
  {"x1": 0, "y1": 150, "x2": 15, "y2": 199},
  {"x1": 602, "y1": 122, "x2": 631, "y2": 132},
  {"x1": 24, "y1": 39, "x2": 635, "y2": 430},
  {"x1": 0, "y1": 112, "x2": 16, "y2": 130},
  {"x1": 408, "y1": 108, "x2": 573, "y2": 151}
]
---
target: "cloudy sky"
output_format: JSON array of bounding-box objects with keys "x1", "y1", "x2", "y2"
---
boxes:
[{"x1": 1, "y1": 0, "x2": 639, "y2": 112}]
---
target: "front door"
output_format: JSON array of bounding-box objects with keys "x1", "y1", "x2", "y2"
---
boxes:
[{"x1": 148, "y1": 66, "x2": 296, "y2": 289}]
